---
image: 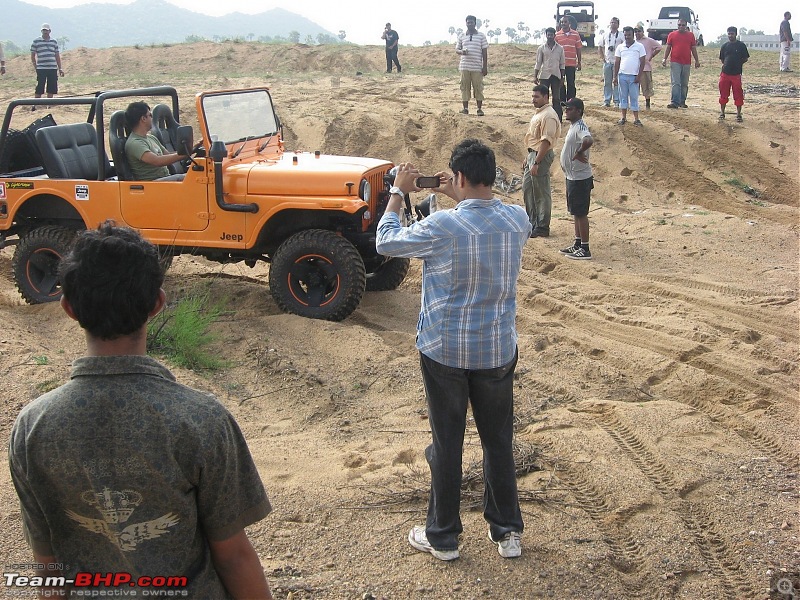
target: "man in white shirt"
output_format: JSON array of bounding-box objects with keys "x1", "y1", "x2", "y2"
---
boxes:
[
  {"x1": 598, "y1": 17, "x2": 623, "y2": 107},
  {"x1": 613, "y1": 26, "x2": 646, "y2": 126}
]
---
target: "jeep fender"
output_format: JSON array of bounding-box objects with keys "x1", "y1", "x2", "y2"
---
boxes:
[
  {"x1": 247, "y1": 202, "x2": 366, "y2": 251},
  {"x1": 9, "y1": 192, "x2": 88, "y2": 230}
]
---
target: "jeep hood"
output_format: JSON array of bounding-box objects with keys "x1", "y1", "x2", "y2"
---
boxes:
[{"x1": 241, "y1": 153, "x2": 390, "y2": 197}]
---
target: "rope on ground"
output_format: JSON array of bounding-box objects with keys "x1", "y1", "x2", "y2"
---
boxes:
[
  {"x1": 494, "y1": 166, "x2": 523, "y2": 194},
  {"x1": 744, "y1": 83, "x2": 799, "y2": 98}
]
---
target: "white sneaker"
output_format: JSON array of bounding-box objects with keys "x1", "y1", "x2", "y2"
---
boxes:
[
  {"x1": 408, "y1": 526, "x2": 459, "y2": 561},
  {"x1": 489, "y1": 530, "x2": 522, "y2": 558}
]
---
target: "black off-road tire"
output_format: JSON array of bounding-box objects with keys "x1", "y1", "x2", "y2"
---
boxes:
[
  {"x1": 365, "y1": 257, "x2": 410, "y2": 292},
  {"x1": 269, "y1": 229, "x2": 366, "y2": 321},
  {"x1": 13, "y1": 226, "x2": 77, "y2": 304},
  {"x1": 698, "y1": 35, "x2": 704, "y2": 47}
]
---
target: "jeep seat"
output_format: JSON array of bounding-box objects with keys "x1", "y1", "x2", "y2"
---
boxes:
[
  {"x1": 35, "y1": 123, "x2": 111, "y2": 180},
  {"x1": 151, "y1": 104, "x2": 185, "y2": 175},
  {"x1": 109, "y1": 110, "x2": 135, "y2": 181}
]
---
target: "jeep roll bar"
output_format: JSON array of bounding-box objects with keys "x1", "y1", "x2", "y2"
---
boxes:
[{"x1": 0, "y1": 86, "x2": 180, "y2": 181}]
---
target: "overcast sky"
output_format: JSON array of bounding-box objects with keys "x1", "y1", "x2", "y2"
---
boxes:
[{"x1": 28, "y1": 0, "x2": 789, "y2": 46}]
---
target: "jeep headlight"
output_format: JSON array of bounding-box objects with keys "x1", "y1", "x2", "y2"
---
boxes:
[{"x1": 359, "y1": 179, "x2": 371, "y2": 202}]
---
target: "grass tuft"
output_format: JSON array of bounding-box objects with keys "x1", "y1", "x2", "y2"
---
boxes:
[{"x1": 147, "y1": 290, "x2": 229, "y2": 371}]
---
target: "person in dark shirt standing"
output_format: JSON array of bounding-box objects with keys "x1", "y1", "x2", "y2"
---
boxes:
[
  {"x1": 718, "y1": 26, "x2": 750, "y2": 122},
  {"x1": 382, "y1": 23, "x2": 401, "y2": 73},
  {"x1": 779, "y1": 12, "x2": 793, "y2": 72},
  {"x1": 9, "y1": 223, "x2": 273, "y2": 599}
]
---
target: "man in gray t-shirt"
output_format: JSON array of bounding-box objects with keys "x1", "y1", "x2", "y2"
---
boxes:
[
  {"x1": 9, "y1": 223, "x2": 273, "y2": 599},
  {"x1": 559, "y1": 97, "x2": 594, "y2": 260}
]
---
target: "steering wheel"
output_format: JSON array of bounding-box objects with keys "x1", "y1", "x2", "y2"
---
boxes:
[{"x1": 180, "y1": 140, "x2": 205, "y2": 168}]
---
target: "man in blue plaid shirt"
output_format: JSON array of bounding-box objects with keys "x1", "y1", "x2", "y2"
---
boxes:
[{"x1": 376, "y1": 139, "x2": 529, "y2": 561}]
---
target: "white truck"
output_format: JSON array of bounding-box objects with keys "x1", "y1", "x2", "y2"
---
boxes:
[{"x1": 646, "y1": 6, "x2": 703, "y2": 46}]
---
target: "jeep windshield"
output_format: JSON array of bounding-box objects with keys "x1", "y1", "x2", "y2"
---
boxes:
[{"x1": 201, "y1": 89, "x2": 279, "y2": 144}]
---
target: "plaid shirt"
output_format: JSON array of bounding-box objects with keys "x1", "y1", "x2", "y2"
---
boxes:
[{"x1": 376, "y1": 198, "x2": 530, "y2": 369}]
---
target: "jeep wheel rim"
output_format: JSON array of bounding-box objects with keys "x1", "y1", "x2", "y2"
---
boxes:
[
  {"x1": 287, "y1": 254, "x2": 340, "y2": 307},
  {"x1": 26, "y1": 247, "x2": 63, "y2": 297}
]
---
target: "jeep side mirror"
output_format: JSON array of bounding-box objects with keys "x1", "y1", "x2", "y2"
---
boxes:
[
  {"x1": 210, "y1": 140, "x2": 228, "y2": 162},
  {"x1": 176, "y1": 125, "x2": 194, "y2": 156}
]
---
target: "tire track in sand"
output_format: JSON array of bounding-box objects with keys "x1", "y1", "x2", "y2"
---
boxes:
[{"x1": 583, "y1": 405, "x2": 759, "y2": 599}]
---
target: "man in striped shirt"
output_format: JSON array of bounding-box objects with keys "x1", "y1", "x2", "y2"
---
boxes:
[
  {"x1": 455, "y1": 15, "x2": 489, "y2": 116},
  {"x1": 376, "y1": 139, "x2": 529, "y2": 562},
  {"x1": 30, "y1": 23, "x2": 64, "y2": 104},
  {"x1": 555, "y1": 17, "x2": 583, "y2": 103}
]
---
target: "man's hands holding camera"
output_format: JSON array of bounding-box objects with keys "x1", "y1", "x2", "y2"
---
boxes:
[
  {"x1": 386, "y1": 163, "x2": 454, "y2": 216},
  {"x1": 392, "y1": 163, "x2": 449, "y2": 195}
]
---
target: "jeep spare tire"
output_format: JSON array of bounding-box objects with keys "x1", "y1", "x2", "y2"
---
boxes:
[
  {"x1": 269, "y1": 229, "x2": 366, "y2": 321},
  {"x1": 13, "y1": 226, "x2": 77, "y2": 304},
  {"x1": 365, "y1": 257, "x2": 410, "y2": 292}
]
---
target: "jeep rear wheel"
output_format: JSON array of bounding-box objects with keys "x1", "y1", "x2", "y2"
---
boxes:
[
  {"x1": 365, "y1": 257, "x2": 410, "y2": 291},
  {"x1": 269, "y1": 229, "x2": 366, "y2": 321},
  {"x1": 13, "y1": 226, "x2": 77, "y2": 304}
]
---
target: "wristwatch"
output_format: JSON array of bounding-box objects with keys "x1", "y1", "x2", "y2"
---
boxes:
[{"x1": 389, "y1": 186, "x2": 404, "y2": 196}]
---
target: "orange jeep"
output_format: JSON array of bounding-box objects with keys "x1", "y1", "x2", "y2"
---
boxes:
[{"x1": 0, "y1": 86, "x2": 410, "y2": 321}]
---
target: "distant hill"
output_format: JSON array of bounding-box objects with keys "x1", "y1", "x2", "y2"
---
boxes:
[{"x1": 3, "y1": 0, "x2": 338, "y2": 50}]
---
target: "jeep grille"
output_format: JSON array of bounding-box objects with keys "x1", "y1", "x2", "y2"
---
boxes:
[{"x1": 366, "y1": 167, "x2": 390, "y2": 223}]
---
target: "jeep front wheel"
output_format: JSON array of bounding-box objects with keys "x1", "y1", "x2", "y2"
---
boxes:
[
  {"x1": 365, "y1": 257, "x2": 410, "y2": 291},
  {"x1": 13, "y1": 226, "x2": 77, "y2": 304},
  {"x1": 269, "y1": 229, "x2": 366, "y2": 321}
]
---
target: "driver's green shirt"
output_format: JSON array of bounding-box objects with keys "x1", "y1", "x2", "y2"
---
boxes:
[{"x1": 125, "y1": 132, "x2": 170, "y2": 180}]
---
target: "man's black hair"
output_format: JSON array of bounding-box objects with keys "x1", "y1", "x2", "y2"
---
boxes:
[
  {"x1": 533, "y1": 84, "x2": 550, "y2": 97},
  {"x1": 449, "y1": 139, "x2": 496, "y2": 187},
  {"x1": 59, "y1": 221, "x2": 164, "y2": 340},
  {"x1": 545, "y1": 27, "x2": 556, "y2": 35},
  {"x1": 466, "y1": 15, "x2": 476, "y2": 22},
  {"x1": 124, "y1": 101, "x2": 150, "y2": 131},
  {"x1": 727, "y1": 26, "x2": 738, "y2": 34}
]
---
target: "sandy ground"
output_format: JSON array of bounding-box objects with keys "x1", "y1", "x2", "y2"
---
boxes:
[{"x1": 0, "y1": 42, "x2": 798, "y2": 599}]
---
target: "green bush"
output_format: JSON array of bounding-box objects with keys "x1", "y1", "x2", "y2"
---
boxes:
[{"x1": 147, "y1": 290, "x2": 229, "y2": 371}]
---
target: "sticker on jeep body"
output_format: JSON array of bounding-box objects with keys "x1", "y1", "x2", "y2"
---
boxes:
[
  {"x1": 7, "y1": 182, "x2": 34, "y2": 190},
  {"x1": 75, "y1": 185, "x2": 89, "y2": 201},
  {"x1": 0, "y1": 183, "x2": 5, "y2": 199}
]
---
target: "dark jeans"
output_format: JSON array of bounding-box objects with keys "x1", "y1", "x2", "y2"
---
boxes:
[
  {"x1": 420, "y1": 350, "x2": 523, "y2": 551},
  {"x1": 385, "y1": 47, "x2": 400, "y2": 72},
  {"x1": 562, "y1": 66, "x2": 577, "y2": 102},
  {"x1": 542, "y1": 75, "x2": 563, "y2": 121}
]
